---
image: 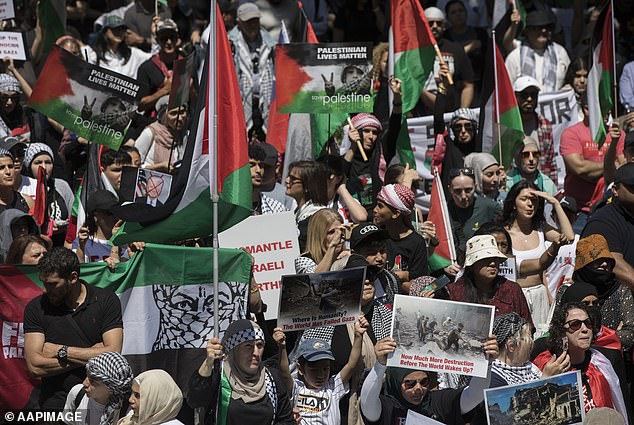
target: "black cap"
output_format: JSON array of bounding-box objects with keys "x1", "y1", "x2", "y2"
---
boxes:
[
  {"x1": 219, "y1": 0, "x2": 238, "y2": 12},
  {"x1": 0, "y1": 136, "x2": 26, "y2": 153},
  {"x1": 343, "y1": 254, "x2": 381, "y2": 279},
  {"x1": 350, "y1": 223, "x2": 388, "y2": 250},
  {"x1": 259, "y1": 142, "x2": 278, "y2": 167},
  {"x1": 614, "y1": 163, "x2": 634, "y2": 186},
  {"x1": 525, "y1": 10, "x2": 555, "y2": 27},
  {"x1": 559, "y1": 196, "x2": 578, "y2": 214},
  {"x1": 87, "y1": 190, "x2": 119, "y2": 215}
]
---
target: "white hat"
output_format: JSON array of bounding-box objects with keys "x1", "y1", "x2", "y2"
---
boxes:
[
  {"x1": 237, "y1": 3, "x2": 260, "y2": 21},
  {"x1": 464, "y1": 235, "x2": 507, "y2": 267},
  {"x1": 424, "y1": 7, "x2": 445, "y2": 21},
  {"x1": 513, "y1": 76, "x2": 541, "y2": 93}
]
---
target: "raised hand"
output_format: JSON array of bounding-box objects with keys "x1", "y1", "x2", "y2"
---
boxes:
[{"x1": 322, "y1": 72, "x2": 335, "y2": 96}]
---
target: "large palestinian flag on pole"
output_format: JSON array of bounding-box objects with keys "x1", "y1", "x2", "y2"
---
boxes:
[
  {"x1": 111, "y1": 7, "x2": 251, "y2": 245},
  {"x1": 477, "y1": 38, "x2": 524, "y2": 167},
  {"x1": 0, "y1": 245, "x2": 252, "y2": 411},
  {"x1": 389, "y1": 0, "x2": 436, "y2": 167},
  {"x1": 28, "y1": 46, "x2": 140, "y2": 151},
  {"x1": 587, "y1": 0, "x2": 614, "y2": 148},
  {"x1": 427, "y1": 167, "x2": 456, "y2": 271}
]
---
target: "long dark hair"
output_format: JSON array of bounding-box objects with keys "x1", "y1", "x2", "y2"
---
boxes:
[
  {"x1": 288, "y1": 161, "x2": 330, "y2": 206},
  {"x1": 564, "y1": 57, "x2": 589, "y2": 89},
  {"x1": 500, "y1": 180, "x2": 545, "y2": 229},
  {"x1": 547, "y1": 301, "x2": 598, "y2": 355},
  {"x1": 94, "y1": 29, "x2": 131, "y2": 65},
  {"x1": 459, "y1": 266, "x2": 505, "y2": 305},
  {"x1": 5, "y1": 235, "x2": 49, "y2": 265}
]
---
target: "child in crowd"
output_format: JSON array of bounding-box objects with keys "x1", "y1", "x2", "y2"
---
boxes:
[{"x1": 273, "y1": 316, "x2": 369, "y2": 424}]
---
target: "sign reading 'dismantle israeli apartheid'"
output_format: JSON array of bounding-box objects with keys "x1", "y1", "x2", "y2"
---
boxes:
[
  {"x1": 275, "y1": 42, "x2": 373, "y2": 114},
  {"x1": 28, "y1": 46, "x2": 141, "y2": 150}
]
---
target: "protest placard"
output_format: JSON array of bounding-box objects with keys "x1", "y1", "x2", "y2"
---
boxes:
[
  {"x1": 277, "y1": 267, "x2": 365, "y2": 331},
  {"x1": 484, "y1": 371, "x2": 585, "y2": 425},
  {"x1": 388, "y1": 295, "x2": 494, "y2": 378},
  {"x1": 0, "y1": 1, "x2": 15, "y2": 20},
  {"x1": 498, "y1": 257, "x2": 517, "y2": 282},
  {"x1": 406, "y1": 411, "x2": 444, "y2": 425},
  {"x1": 129, "y1": 168, "x2": 173, "y2": 207},
  {"x1": 275, "y1": 42, "x2": 373, "y2": 114},
  {"x1": 219, "y1": 212, "x2": 300, "y2": 320},
  {"x1": 0, "y1": 31, "x2": 25, "y2": 60},
  {"x1": 168, "y1": 54, "x2": 195, "y2": 110},
  {"x1": 28, "y1": 46, "x2": 140, "y2": 150}
]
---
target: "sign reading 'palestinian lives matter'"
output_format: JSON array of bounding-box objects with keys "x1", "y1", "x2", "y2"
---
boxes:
[
  {"x1": 28, "y1": 46, "x2": 140, "y2": 150},
  {"x1": 275, "y1": 42, "x2": 373, "y2": 114},
  {"x1": 388, "y1": 295, "x2": 494, "y2": 378}
]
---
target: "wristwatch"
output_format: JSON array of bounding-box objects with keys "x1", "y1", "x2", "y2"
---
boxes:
[{"x1": 57, "y1": 345, "x2": 68, "y2": 361}]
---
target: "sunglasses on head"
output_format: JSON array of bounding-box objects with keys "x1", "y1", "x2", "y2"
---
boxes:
[
  {"x1": 449, "y1": 167, "x2": 475, "y2": 179},
  {"x1": 564, "y1": 318, "x2": 592, "y2": 332},
  {"x1": 403, "y1": 377, "x2": 430, "y2": 389}
]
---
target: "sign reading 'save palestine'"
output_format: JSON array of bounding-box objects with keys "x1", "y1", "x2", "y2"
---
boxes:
[
  {"x1": 219, "y1": 212, "x2": 300, "y2": 320},
  {"x1": 28, "y1": 46, "x2": 140, "y2": 150},
  {"x1": 275, "y1": 42, "x2": 373, "y2": 114}
]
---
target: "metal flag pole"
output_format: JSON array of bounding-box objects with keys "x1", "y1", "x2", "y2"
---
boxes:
[
  {"x1": 209, "y1": 2, "x2": 220, "y2": 339},
  {"x1": 491, "y1": 30, "x2": 503, "y2": 166},
  {"x1": 610, "y1": 0, "x2": 618, "y2": 119}
]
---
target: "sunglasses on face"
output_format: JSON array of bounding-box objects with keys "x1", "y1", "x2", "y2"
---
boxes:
[
  {"x1": 451, "y1": 123, "x2": 474, "y2": 132},
  {"x1": 564, "y1": 318, "x2": 592, "y2": 332},
  {"x1": 520, "y1": 151, "x2": 540, "y2": 159},
  {"x1": 158, "y1": 34, "x2": 178, "y2": 43},
  {"x1": 0, "y1": 94, "x2": 19, "y2": 103},
  {"x1": 403, "y1": 377, "x2": 430, "y2": 389},
  {"x1": 429, "y1": 20, "x2": 443, "y2": 27},
  {"x1": 519, "y1": 90, "x2": 539, "y2": 99},
  {"x1": 449, "y1": 167, "x2": 475, "y2": 179}
]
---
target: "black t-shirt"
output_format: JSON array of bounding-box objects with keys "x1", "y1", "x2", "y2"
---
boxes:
[
  {"x1": 23, "y1": 283, "x2": 123, "y2": 410},
  {"x1": 362, "y1": 389, "x2": 465, "y2": 425},
  {"x1": 582, "y1": 201, "x2": 634, "y2": 267},
  {"x1": 449, "y1": 196, "x2": 500, "y2": 262},
  {"x1": 386, "y1": 231, "x2": 429, "y2": 280}
]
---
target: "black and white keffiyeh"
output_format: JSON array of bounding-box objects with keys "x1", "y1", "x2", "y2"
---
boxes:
[
  {"x1": 491, "y1": 359, "x2": 542, "y2": 386},
  {"x1": 85, "y1": 352, "x2": 133, "y2": 425},
  {"x1": 520, "y1": 42, "x2": 558, "y2": 92},
  {"x1": 492, "y1": 312, "x2": 528, "y2": 348},
  {"x1": 222, "y1": 319, "x2": 265, "y2": 353}
]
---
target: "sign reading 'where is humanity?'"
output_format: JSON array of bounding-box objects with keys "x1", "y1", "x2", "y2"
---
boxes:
[{"x1": 275, "y1": 42, "x2": 374, "y2": 114}]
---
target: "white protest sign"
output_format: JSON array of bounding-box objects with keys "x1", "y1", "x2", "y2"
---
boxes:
[
  {"x1": 406, "y1": 410, "x2": 444, "y2": 425},
  {"x1": 0, "y1": 1, "x2": 15, "y2": 20},
  {"x1": 0, "y1": 31, "x2": 25, "y2": 60},
  {"x1": 498, "y1": 257, "x2": 517, "y2": 282},
  {"x1": 219, "y1": 212, "x2": 300, "y2": 320}
]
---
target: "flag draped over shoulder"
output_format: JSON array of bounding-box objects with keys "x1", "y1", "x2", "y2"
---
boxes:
[
  {"x1": 0, "y1": 245, "x2": 252, "y2": 409},
  {"x1": 112, "y1": 7, "x2": 251, "y2": 245},
  {"x1": 587, "y1": 1, "x2": 614, "y2": 147},
  {"x1": 478, "y1": 38, "x2": 524, "y2": 167},
  {"x1": 427, "y1": 168, "x2": 456, "y2": 271},
  {"x1": 389, "y1": 0, "x2": 436, "y2": 167}
]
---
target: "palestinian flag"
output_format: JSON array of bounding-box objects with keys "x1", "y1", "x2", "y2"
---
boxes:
[
  {"x1": 37, "y1": 0, "x2": 66, "y2": 56},
  {"x1": 587, "y1": 1, "x2": 614, "y2": 147},
  {"x1": 427, "y1": 167, "x2": 456, "y2": 271},
  {"x1": 477, "y1": 38, "x2": 524, "y2": 167},
  {"x1": 0, "y1": 245, "x2": 251, "y2": 410},
  {"x1": 492, "y1": 0, "x2": 526, "y2": 46},
  {"x1": 111, "y1": 7, "x2": 251, "y2": 245},
  {"x1": 389, "y1": 0, "x2": 437, "y2": 168},
  {"x1": 266, "y1": 22, "x2": 291, "y2": 153}
]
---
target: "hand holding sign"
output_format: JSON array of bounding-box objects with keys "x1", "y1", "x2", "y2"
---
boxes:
[
  {"x1": 375, "y1": 337, "x2": 397, "y2": 365},
  {"x1": 321, "y1": 72, "x2": 335, "y2": 96}
]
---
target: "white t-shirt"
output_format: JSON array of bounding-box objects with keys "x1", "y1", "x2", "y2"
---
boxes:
[
  {"x1": 545, "y1": 234, "x2": 580, "y2": 299},
  {"x1": 64, "y1": 383, "x2": 126, "y2": 425},
  {"x1": 81, "y1": 45, "x2": 152, "y2": 79},
  {"x1": 505, "y1": 42, "x2": 570, "y2": 91},
  {"x1": 78, "y1": 238, "x2": 129, "y2": 263},
  {"x1": 293, "y1": 373, "x2": 349, "y2": 425}
]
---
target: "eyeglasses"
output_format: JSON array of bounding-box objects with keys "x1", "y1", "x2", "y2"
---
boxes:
[
  {"x1": 564, "y1": 318, "x2": 592, "y2": 332},
  {"x1": 362, "y1": 128, "x2": 379, "y2": 135},
  {"x1": 0, "y1": 94, "x2": 20, "y2": 103},
  {"x1": 403, "y1": 377, "x2": 430, "y2": 389},
  {"x1": 451, "y1": 123, "x2": 474, "y2": 132},
  {"x1": 520, "y1": 151, "x2": 540, "y2": 159},
  {"x1": 449, "y1": 167, "x2": 475, "y2": 179},
  {"x1": 158, "y1": 34, "x2": 178, "y2": 43},
  {"x1": 287, "y1": 175, "x2": 303, "y2": 185},
  {"x1": 518, "y1": 90, "x2": 539, "y2": 99},
  {"x1": 429, "y1": 20, "x2": 443, "y2": 27}
]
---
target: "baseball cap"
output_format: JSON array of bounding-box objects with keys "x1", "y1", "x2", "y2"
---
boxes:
[
  {"x1": 102, "y1": 15, "x2": 127, "y2": 30},
  {"x1": 259, "y1": 142, "x2": 278, "y2": 167},
  {"x1": 0, "y1": 136, "x2": 26, "y2": 153},
  {"x1": 219, "y1": 0, "x2": 239, "y2": 12},
  {"x1": 343, "y1": 254, "x2": 382, "y2": 281},
  {"x1": 157, "y1": 19, "x2": 179, "y2": 35},
  {"x1": 424, "y1": 7, "x2": 445, "y2": 21},
  {"x1": 296, "y1": 338, "x2": 335, "y2": 362},
  {"x1": 513, "y1": 76, "x2": 541, "y2": 93},
  {"x1": 237, "y1": 3, "x2": 260, "y2": 22},
  {"x1": 87, "y1": 190, "x2": 119, "y2": 215},
  {"x1": 559, "y1": 196, "x2": 578, "y2": 214},
  {"x1": 350, "y1": 223, "x2": 388, "y2": 250},
  {"x1": 614, "y1": 162, "x2": 634, "y2": 186}
]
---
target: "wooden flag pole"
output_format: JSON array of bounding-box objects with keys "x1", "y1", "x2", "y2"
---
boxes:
[
  {"x1": 347, "y1": 117, "x2": 368, "y2": 161},
  {"x1": 434, "y1": 44, "x2": 454, "y2": 85}
]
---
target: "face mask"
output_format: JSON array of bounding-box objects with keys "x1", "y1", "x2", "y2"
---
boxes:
[{"x1": 575, "y1": 267, "x2": 617, "y2": 298}]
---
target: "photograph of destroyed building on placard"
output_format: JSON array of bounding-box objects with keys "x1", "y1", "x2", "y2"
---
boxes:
[
  {"x1": 485, "y1": 371, "x2": 584, "y2": 425},
  {"x1": 277, "y1": 267, "x2": 365, "y2": 331},
  {"x1": 387, "y1": 295, "x2": 494, "y2": 378}
]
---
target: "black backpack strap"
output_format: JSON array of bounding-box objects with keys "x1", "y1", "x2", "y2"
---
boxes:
[
  {"x1": 119, "y1": 396, "x2": 130, "y2": 418},
  {"x1": 74, "y1": 387, "x2": 86, "y2": 410}
]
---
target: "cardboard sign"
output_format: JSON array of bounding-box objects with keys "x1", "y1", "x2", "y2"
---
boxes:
[
  {"x1": 277, "y1": 267, "x2": 365, "y2": 331},
  {"x1": 275, "y1": 42, "x2": 373, "y2": 113},
  {"x1": 388, "y1": 295, "x2": 494, "y2": 378},
  {"x1": 0, "y1": 1, "x2": 15, "y2": 21},
  {"x1": 0, "y1": 31, "x2": 25, "y2": 60},
  {"x1": 498, "y1": 257, "x2": 517, "y2": 282},
  {"x1": 219, "y1": 212, "x2": 300, "y2": 320},
  {"x1": 484, "y1": 371, "x2": 585, "y2": 425}
]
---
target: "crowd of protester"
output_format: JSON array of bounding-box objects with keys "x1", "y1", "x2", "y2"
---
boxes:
[{"x1": 3, "y1": 0, "x2": 634, "y2": 424}]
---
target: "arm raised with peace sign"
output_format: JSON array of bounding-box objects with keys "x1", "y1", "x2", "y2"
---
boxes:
[
  {"x1": 322, "y1": 72, "x2": 335, "y2": 96},
  {"x1": 81, "y1": 95, "x2": 97, "y2": 119}
]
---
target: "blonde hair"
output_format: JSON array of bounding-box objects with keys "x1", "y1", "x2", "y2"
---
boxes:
[
  {"x1": 304, "y1": 209, "x2": 343, "y2": 264},
  {"x1": 372, "y1": 43, "x2": 389, "y2": 81}
]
